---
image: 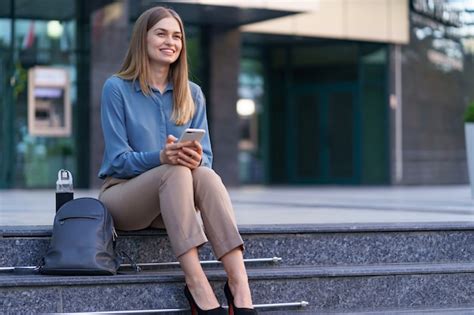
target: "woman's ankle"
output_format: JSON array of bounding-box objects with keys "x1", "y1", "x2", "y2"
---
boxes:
[
  {"x1": 185, "y1": 273, "x2": 209, "y2": 288},
  {"x1": 228, "y1": 275, "x2": 249, "y2": 288}
]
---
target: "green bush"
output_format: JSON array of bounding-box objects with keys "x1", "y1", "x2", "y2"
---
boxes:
[{"x1": 465, "y1": 101, "x2": 474, "y2": 123}]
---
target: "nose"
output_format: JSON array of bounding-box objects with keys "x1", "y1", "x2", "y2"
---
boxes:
[{"x1": 164, "y1": 35, "x2": 173, "y2": 45}]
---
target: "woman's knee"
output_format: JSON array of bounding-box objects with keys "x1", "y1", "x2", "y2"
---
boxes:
[
  {"x1": 160, "y1": 164, "x2": 193, "y2": 186},
  {"x1": 192, "y1": 167, "x2": 222, "y2": 186},
  {"x1": 192, "y1": 166, "x2": 224, "y2": 191}
]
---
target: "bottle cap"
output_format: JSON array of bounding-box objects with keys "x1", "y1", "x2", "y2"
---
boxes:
[{"x1": 56, "y1": 169, "x2": 73, "y2": 192}]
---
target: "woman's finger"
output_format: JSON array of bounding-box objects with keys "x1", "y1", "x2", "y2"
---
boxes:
[
  {"x1": 179, "y1": 150, "x2": 200, "y2": 165},
  {"x1": 179, "y1": 140, "x2": 193, "y2": 147},
  {"x1": 182, "y1": 147, "x2": 202, "y2": 160},
  {"x1": 178, "y1": 151, "x2": 196, "y2": 163},
  {"x1": 192, "y1": 140, "x2": 203, "y2": 152},
  {"x1": 177, "y1": 157, "x2": 197, "y2": 169},
  {"x1": 181, "y1": 147, "x2": 197, "y2": 156},
  {"x1": 181, "y1": 147, "x2": 202, "y2": 166},
  {"x1": 166, "y1": 149, "x2": 179, "y2": 156},
  {"x1": 166, "y1": 143, "x2": 180, "y2": 150},
  {"x1": 166, "y1": 134, "x2": 178, "y2": 144}
]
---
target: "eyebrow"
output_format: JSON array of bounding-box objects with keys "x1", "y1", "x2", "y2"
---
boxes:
[{"x1": 154, "y1": 27, "x2": 182, "y2": 34}]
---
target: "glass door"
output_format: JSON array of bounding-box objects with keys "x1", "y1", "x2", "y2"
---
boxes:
[{"x1": 288, "y1": 83, "x2": 360, "y2": 184}]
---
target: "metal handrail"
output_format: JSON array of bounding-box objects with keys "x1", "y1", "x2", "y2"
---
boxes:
[
  {"x1": 0, "y1": 257, "x2": 282, "y2": 273},
  {"x1": 254, "y1": 301, "x2": 309, "y2": 308},
  {"x1": 50, "y1": 301, "x2": 309, "y2": 314},
  {"x1": 0, "y1": 266, "x2": 36, "y2": 272},
  {"x1": 120, "y1": 256, "x2": 282, "y2": 269}
]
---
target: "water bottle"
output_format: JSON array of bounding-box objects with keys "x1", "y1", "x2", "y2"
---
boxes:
[{"x1": 56, "y1": 169, "x2": 74, "y2": 212}]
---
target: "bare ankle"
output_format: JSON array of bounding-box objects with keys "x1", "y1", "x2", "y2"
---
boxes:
[
  {"x1": 185, "y1": 274, "x2": 208, "y2": 288},
  {"x1": 228, "y1": 276, "x2": 249, "y2": 288}
]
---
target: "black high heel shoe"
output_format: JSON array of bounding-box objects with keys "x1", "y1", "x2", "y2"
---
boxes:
[
  {"x1": 224, "y1": 281, "x2": 258, "y2": 315},
  {"x1": 184, "y1": 285, "x2": 227, "y2": 315}
]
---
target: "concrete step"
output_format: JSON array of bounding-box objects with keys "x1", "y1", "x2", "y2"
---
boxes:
[
  {"x1": 2, "y1": 222, "x2": 474, "y2": 268},
  {"x1": 2, "y1": 263, "x2": 474, "y2": 314},
  {"x1": 339, "y1": 306, "x2": 474, "y2": 314},
  {"x1": 264, "y1": 306, "x2": 474, "y2": 314}
]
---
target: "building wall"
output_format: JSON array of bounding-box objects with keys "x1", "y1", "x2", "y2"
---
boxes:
[
  {"x1": 240, "y1": 0, "x2": 409, "y2": 44},
  {"x1": 174, "y1": 0, "x2": 409, "y2": 44},
  {"x1": 89, "y1": 1, "x2": 130, "y2": 188},
  {"x1": 397, "y1": 12, "x2": 470, "y2": 184},
  {"x1": 208, "y1": 27, "x2": 241, "y2": 186}
]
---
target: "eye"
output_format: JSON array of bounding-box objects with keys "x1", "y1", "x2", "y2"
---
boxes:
[
  {"x1": 173, "y1": 35, "x2": 182, "y2": 40},
  {"x1": 157, "y1": 32, "x2": 165, "y2": 37}
]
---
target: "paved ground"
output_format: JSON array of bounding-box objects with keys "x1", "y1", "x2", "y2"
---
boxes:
[{"x1": 1, "y1": 185, "x2": 473, "y2": 226}]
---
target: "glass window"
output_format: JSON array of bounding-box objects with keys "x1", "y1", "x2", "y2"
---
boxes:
[
  {"x1": 5, "y1": 0, "x2": 79, "y2": 188},
  {"x1": 0, "y1": 19, "x2": 11, "y2": 45}
]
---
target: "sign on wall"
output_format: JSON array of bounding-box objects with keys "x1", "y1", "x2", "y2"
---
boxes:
[{"x1": 28, "y1": 67, "x2": 71, "y2": 137}]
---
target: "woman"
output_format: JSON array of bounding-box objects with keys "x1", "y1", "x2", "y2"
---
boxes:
[{"x1": 98, "y1": 6, "x2": 257, "y2": 315}]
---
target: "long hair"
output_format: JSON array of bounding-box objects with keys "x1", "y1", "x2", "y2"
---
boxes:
[{"x1": 117, "y1": 7, "x2": 194, "y2": 125}]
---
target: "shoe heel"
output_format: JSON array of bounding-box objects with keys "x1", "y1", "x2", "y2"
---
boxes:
[
  {"x1": 184, "y1": 285, "x2": 227, "y2": 315},
  {"x1": 224, "y1": 281, "x2": 257, "y2": 315}
]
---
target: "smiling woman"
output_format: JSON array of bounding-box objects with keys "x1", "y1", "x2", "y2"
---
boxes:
[
  {"x1": 97, "y1": 6, "x2": 257, "y2": 315},
  {"x1": 116, "y1": 7, "x2": 194, "y2": 125}
]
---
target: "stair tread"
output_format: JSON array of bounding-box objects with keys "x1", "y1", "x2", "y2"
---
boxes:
[
  {"x1": 3, "y1": 262, "x2": 474, "y2": 287},
  {"x1": 4, "y1": 221, "x2": 474, "y2": 237},
  {"x1": 339, "y1": 306, "x2": 474, "y2": 314},
  {"x1": 262, "y1": 306, "x2": 474, "y2": 314},
  {"x1": 4, "y1": 224, "x2": 474, "y2": 270}
]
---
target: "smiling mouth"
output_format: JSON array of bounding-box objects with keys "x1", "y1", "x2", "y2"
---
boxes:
[{"x1": 160, "y1": 48, "x2": 175, "y2": 54}]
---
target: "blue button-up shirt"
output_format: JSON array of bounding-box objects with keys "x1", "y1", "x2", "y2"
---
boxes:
[{"x1": 98, "y1": 76, "x2": 213, "y2": 179}]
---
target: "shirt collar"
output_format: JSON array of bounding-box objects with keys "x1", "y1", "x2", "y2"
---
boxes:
[{"x1": 133, "y1": 80, "x2": 174, "y2": 93}]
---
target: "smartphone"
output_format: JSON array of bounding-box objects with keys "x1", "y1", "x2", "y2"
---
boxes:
[{"x1": 178, "y1": 128, "x2": 206, "y2": 143}]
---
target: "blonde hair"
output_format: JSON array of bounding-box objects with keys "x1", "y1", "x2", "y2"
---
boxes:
[{"x1": 117, "y1": 6, "x2": 194, "y2": 125}]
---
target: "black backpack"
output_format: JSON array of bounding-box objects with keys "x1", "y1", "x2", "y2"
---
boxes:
[{"x1": 39, "y1": 197, "x2": 121, "y2": 275}]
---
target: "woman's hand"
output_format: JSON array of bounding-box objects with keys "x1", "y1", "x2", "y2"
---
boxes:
[
  {"x1": 177, "y1": 140, "x2": 203, "y2": 170},
  {"x1": 160, "y1": 135, "x2": 181, "y2": 165},
  {"x1": 160, "y1": 136, "x2": 203, "y2": 169}
]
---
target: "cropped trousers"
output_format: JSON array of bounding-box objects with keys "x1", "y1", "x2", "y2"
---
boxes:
[{"x1": 99, "y1": 165, "x2": 243, "y2": 259}]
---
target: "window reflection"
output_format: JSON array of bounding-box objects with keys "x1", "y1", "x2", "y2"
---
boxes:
[
  {"x1": 1, "y1": 0, "x2": 79, "y2": 188},
  {"x1": 238, "y1": 57, "x2": 264, "y2": 184}
]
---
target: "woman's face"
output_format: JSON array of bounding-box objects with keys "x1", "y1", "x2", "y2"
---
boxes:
[{"x1": 146, "y1": 17, "x2": 183, "y2": 67}]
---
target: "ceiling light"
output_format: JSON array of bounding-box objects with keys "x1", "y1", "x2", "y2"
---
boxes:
[{"x1": 47, "y1": 20, "x2": 63, "y2": 39}]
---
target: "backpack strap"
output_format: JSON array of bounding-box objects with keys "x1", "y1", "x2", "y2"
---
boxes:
[
  {"x1": 120, "y1": 250, "x2": 141, "y2": 273},
  {"x1": 35, "y1": 257, "x2": 45, "y2": 272}
]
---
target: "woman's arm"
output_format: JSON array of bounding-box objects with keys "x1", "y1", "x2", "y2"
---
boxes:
[{"x1": 101, "y1": 78, "x2": 162, "y2": 178}]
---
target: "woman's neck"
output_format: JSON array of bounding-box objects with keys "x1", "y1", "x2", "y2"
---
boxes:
[{"x1": 149, "y1": 63, "x2": 170, "y2": 93}]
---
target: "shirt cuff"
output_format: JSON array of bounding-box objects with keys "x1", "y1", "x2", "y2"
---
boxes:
[{"x1": 143, "y1": 150, "x2": 162, "y2": 168}]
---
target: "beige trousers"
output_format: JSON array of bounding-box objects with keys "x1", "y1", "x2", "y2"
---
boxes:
[{"x1": 98, "y1": 165, "x2": 243, "y2": 259}]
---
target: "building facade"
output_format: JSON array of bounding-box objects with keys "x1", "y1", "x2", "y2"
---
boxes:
[{"x1": 0, "y1": 0, "x2": 471, "y2": 189}]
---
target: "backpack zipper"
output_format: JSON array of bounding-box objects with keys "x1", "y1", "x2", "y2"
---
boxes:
[{"x1": 112, "y1": 227, "x2": 118, "y2": 241}]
